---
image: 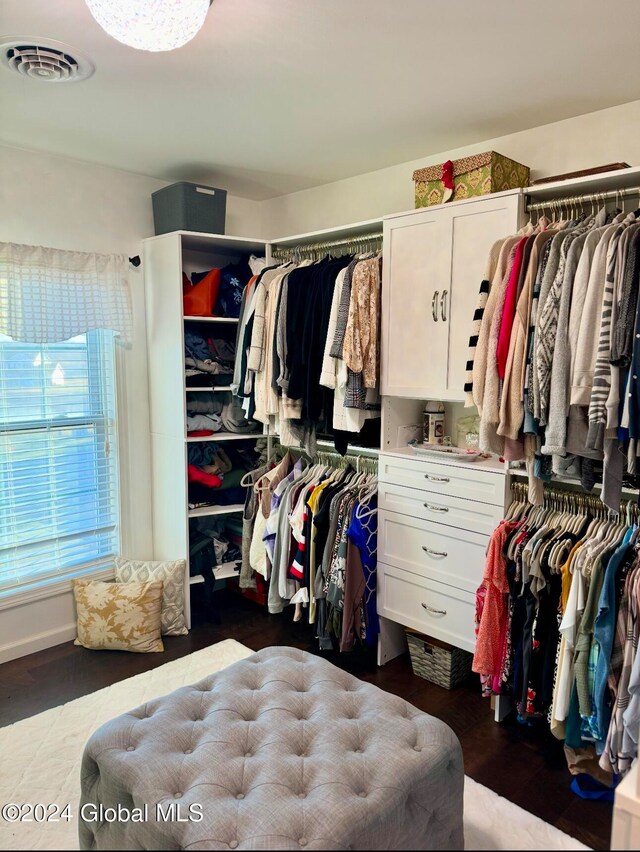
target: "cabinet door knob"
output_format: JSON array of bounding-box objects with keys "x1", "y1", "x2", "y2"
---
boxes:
[
  {"x1": 421, "y1": 602, "x2": 447, "y2": 615},
  {"x1": 440, "y1": 289, "x2": 448, "y2": 322},
  {"x1": 424, "y1": 502, "x2": 449, "y2": 513},
  {"x1": 432, "y1": 290, "x2": 439, "y2": 322},
  {"x1": 422, "y1": 545, "x2": 448, "y2": 558},
  {"x1": 424, "y1": 473, "x2": 450, "y2": 483}
]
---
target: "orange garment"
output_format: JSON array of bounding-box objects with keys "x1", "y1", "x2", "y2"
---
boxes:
[
  {"x1": 472, "y1": 521, "x2": 518, "y2": 677},
  {"x1": 245, "y1": 274, "x2": 258, "y2": 298},
  {"x1": 183, "y1": 268, "x2": 221, "y2": 316}
]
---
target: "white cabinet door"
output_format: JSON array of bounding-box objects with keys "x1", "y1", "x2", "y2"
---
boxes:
[
  {"x1": 445, "y1": 193, "x2": 522, "y2": 397},
  {"x1": 381, "y1": 210, "x2": 452, "y2": 398},
  {"x1": 381, "y1": 192, "x2": 522, "y2": 401}
]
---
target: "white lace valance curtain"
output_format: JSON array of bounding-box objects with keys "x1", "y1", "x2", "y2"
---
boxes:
[{"x1": 0, "y1": 242, "x2": 132, "y2": 345}]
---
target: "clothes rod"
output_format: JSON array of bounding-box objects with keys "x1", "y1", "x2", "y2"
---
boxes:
[
  {"x1": 526, "y1": 185, "x2": 640, "y2": 212},
  {"x1": 315, "y1": 438, "x2": 380, "y2": 458},
  {"x1": 272, "y1": 231, "x2": 383, "y2": 255}
]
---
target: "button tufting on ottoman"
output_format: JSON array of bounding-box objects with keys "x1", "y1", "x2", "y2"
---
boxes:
[{"x1": 79, "y1": 646, "x2": 464, "y2": 851}]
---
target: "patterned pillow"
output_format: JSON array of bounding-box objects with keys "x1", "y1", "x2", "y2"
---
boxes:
[
  {"x1": 73, "y1": 580, "x2": 164, "y2": 653},
  {"x1": 114, "y1": 557, "x2": 188, "y2": 636}
]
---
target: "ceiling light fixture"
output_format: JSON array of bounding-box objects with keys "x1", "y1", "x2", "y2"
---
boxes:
[{"x1": 84, "y1": 0, "x2": 211, "y2": 52}]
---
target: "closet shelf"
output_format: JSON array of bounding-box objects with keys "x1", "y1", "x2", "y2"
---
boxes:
[
  {"x1": 524, "y1": 165, "x2": 640, "y2": 202},
  {"x1": 186, "y1": 386, "x2": 233, "y2": 392},
  {"x1": 183, "y1": 315, "x2": 239, "y2": 324},
  {"x1": 272, "y1": 217, "x2": 383, "y2": 249},
  {"x1": 188, "y1": 503, "x2": 244, "y2": 518},
  {"x1": 189, "y1": 561, "x2": 240, "y2": 584},
  {"x1": 508, "y1": 467, "x2": 639, "y2": 498},
  {"x1": 186, "y1": 432, "x2": 262, "y2": 442},
  {"x1": 383, "y1": 445, "x2": 507, "y2": 473}
]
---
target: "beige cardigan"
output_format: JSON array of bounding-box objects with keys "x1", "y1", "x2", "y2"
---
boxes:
[{"x1": 472, "y1": 236, "x2": 521, "y2": 417}]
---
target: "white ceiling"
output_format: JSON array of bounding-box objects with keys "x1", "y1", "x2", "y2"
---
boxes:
[{"x1": 2, "y1": 0, "x2": 640, "y2": 200}]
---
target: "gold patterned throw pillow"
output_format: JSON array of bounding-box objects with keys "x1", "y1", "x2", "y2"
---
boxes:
[
  {"x1": 114, "y1": 557, "x2": 188, "y2": 636},
  {"x1": 72, "y1": 580, "x2": 164, "y2": 653}
]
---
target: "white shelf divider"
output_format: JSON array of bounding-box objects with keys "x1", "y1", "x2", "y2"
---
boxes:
[
  {"x1": 188, "y1": 503, "x2": 244, "y2": 518},
  {"x1": 214, "y1": 561, "x2": 241, "y2": 580},
  {"x1": 524, "y1": 165, "x2": 640, "y2": 202},
  {"x1": 185, "y1": 386, "x2": 233, "y2": 392},
  {"x1": 186, "y1": 433, "x2": 261, "y2": 442},
  {"x1": 183, "y1": 315, "x2": 240, "y2": 323},
  {"x1": 189, "y1": 561, "x2": 240, "y2": 584}
]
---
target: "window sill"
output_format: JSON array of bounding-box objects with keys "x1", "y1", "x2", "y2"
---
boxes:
[{"x1": 0, "y1": 563, "x2": 115, "y2": 612}]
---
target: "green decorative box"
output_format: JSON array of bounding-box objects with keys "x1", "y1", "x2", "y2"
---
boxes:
[{"x1": 413, "y1": 151, "x2": 530, "y2": 208}]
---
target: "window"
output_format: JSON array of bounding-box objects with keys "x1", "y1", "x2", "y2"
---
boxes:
[{"x1": 0, "y1": 330, "x2": 119, "y2": 595}]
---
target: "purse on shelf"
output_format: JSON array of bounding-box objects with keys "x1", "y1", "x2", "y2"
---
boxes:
[{"x1": 183, "y1": 268, "x2": 221, "y2": 317}]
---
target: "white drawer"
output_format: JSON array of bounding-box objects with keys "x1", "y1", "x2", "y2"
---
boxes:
[
  {"x1": 379, "y1": 453, "x2": 506, "y2": 506},
  {"x1": 379, "y1": 509, "x2": 487, "y2": 595},
  {"x1": 377, "y1": 562, "x2": 476, "y2": 653},
  {"x1": 379, "y1": 481, "x2": 503, "y2": 536}
]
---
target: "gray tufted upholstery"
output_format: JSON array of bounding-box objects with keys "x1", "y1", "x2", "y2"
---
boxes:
[{"x1": 79, "y1": 646, "x2": 464, "y2": 850}]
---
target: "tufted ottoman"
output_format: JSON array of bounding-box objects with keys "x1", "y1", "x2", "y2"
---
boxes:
[{"x1": 79, "y1": 646, "x2": 464, "y2": 850}]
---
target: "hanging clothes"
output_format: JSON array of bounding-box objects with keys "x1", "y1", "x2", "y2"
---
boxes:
[
  {"x1": 474, "y1": 482, "x2": 640, "y2": 788},
  {"x1": 240, "y1": 447, "x2": 379, "y2": 653},
  {"x1": 228, "y1": 250, "x2": 382, "y2": 455},
  {"x1": 467, "y1": 202, "x2": 640, "y2": 508}
]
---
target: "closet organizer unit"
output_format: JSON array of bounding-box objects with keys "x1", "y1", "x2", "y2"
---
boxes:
[
  {"x1": 144, "y1": 231, "x2": 269, "y2": 627},
  {"x1": 377, "y1": 168, "x2": 640, "y2": 664},
  {"x1": 144, "y1": 221, "x2": 383, "y2": 627},
  {"x1": 377, "y1": 189, "x2": 525, "y2": 661}
]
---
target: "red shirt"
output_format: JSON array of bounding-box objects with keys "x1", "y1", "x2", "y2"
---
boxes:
[{"x1": 496, "y1": 237, "x2": 528, "y2": 380}]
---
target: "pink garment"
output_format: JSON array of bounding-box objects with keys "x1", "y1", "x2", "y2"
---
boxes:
[
  {"x1": 496, "y1": 237, "x2": 528, "y2": 380},
  {"x1": 472, "y1": 521, "x2": 518, "y2": 678}
]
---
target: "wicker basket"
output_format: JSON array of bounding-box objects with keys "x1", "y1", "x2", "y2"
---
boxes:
[
  {"x1": 406, "y1": 631, "x2": 472, "y2": 689},
  {"x1": 412, "y1": 151, "x2": 529, "y2": 208}
]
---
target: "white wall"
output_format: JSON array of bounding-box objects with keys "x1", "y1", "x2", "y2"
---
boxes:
[
  {"x1": 0, "y1": 144, "x2": 263, "y2": 663},
  {"x1": 262, "y1": 99, "x2": 640, "y2": 237}
]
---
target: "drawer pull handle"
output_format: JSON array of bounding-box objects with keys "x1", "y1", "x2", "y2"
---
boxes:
[
  {"x1": 422, "y1": 546, "x2": 448, "y2": 558},
  {"x1": 425, "y1": 473, "x2": 450, "y2": 483},
  {"x1": 422, "y1": 602, "x2": 447, "y2": 615},
  {"x1": 424, "y1": 502, "x2": 449, "y2": 513},
  {"x1": 432, "y1": 290, "x2": 439, "y2": 322},
  {"x1": 440, "y1": 289, "x2": 448, "y2": 322}
]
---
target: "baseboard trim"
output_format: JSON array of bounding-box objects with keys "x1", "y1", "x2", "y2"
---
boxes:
[{"x1": 0, "y1": 624, "x2": 77, "y2": 665}]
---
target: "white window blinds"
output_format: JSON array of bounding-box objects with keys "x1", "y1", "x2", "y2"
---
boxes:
[
  {"x1": 0, "y1": 243, "x2": 131, "y2": 595},
  {"x1": 0, "y1": 330, "x2": 119, "y2": 593}
]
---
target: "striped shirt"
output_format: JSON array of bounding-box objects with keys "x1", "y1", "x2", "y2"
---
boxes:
[
  {"x1": 463, "y1": 239, "x2": 503, "y2": 407},
  {"x1": 587, "y1": 216, "x2": 637, "y2": 448}
]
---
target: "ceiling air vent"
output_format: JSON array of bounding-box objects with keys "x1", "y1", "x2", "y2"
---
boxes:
[{"x1": 0, "y1": 38, "x2": 95, "y2": 82}]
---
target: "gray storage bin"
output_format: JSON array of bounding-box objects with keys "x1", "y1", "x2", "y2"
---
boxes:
[{"x1": 152, "y1": 181, "x2": 227, "y2": 235}]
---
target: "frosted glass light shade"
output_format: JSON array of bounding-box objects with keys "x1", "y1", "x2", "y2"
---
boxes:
[{"x1": 85, "y1": 0, "x2": 210, "y2": 52}]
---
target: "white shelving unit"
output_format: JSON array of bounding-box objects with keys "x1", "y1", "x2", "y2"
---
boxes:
[
  {"x1": 143, "y1": 166, "x2": 640, "y2": 637},
  {"x1": 144, "y1": 230, "x2": 270, "y2": 628}
]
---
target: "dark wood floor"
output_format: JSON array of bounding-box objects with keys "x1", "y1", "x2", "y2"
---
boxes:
[{"x1": 1, "y1": 589, "x2": 611, "y2": 850}]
